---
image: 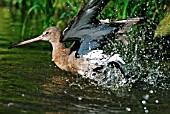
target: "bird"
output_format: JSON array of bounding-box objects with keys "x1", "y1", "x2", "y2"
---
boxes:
[{"x1": 10, "y1": 0, "x2": 143, "y2": 81}]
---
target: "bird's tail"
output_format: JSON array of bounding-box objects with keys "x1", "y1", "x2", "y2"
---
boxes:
[
  {"x1": 101, "y1": 17, "x2": 145, "y2": 45},
  {"x1": 113, "y1": 17, "x2": 145, "y2": 45}
]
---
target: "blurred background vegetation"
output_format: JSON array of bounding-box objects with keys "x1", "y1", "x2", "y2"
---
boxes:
[
  {"x1": 0, "y1": 0, "x2": 169, "y2": 59},
  {"x1": 0, "y1": 0, "x2": 168, "y2": 37}
]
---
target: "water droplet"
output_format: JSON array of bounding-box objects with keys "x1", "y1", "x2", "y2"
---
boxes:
[
  {"x1": 77, "y1": 97, "x2": 83, "y2": 101},
  {"x1": 142, "y1": 100, "x2": 147, "y2": 105},
  {"x1": 144, "y1": 109, "x2": 149, "y2": 113},
  {"x1": 155, "y1": 100, "x2": 159, "y2": 103},
  {"x1": 149, "y1": 90, "x2": 154, "y2": 94},
  {"x1": 7, "y1": 103, "x2": 14, "y2": 107},
  {"x1": 126, "y1": 107, "x2": 131, "y2": 112},
  {"x1": 64, "y1": 91, "x2": 67, "y2": 94},
  {"x1": 143, "y1": 94, "x2": 149, "y2": 100}
]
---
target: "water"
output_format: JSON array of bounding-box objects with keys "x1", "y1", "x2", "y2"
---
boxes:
[{"x1": 0, "y1": 7, "x2": 170, "y2": 114}]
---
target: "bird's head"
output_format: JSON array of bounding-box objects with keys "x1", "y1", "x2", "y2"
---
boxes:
[
  {"x1": 41, "y1": 26, "x2": 61, "y2": 42},
  {"x1": 9, "y1": 26, "x2": 61, "y2": 48}
]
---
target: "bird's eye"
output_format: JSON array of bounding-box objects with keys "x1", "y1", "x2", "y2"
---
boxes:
[{"x1": 45, "y1": 32, "x2": 49, "y2": 35}]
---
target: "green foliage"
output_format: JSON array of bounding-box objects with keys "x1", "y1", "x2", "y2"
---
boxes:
[
  {"x1": 4, "y1": 0, "x2": 167, "y2": 43},
  {"x1": 99, "y1": 0, "x2": 165, "y2": 21},
  {"x1": 6, "y1": 0, "x2": 89, "y2": 39},
  {"x1": 154, "y1": 12, "x2": 170, "y2": 38}
]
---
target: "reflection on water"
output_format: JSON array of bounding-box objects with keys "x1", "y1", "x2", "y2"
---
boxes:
[{"x1": 0, "y1": 6, "x2": 170, "y2": 114}]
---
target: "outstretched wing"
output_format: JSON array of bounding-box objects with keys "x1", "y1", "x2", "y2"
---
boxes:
[
  {"x1": 61, "y1": 0, "x2": 110, "y2": 42},
  {"x1": 61, "y1": 0, "x2": 144, "y2": 57},
  {"x1": 68, "y1": 17, "x2": 145, "y2": 56}
]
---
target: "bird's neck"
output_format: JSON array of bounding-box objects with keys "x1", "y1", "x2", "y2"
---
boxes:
[
  {"x1": 51, "y1": 42, "x2": 71, "y2": 71},
  {"x1": 51, "y1": 42, "x2": 69, "y2": 59}
]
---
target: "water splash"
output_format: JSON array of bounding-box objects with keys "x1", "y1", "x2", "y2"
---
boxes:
[{"x1": 80, "y1": 21, "x2": 169, "y2": 91}]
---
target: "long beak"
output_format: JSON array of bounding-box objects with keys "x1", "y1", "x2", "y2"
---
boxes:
[{"x1": 9, "y1": 36, "x2": 43, "y2": 49}]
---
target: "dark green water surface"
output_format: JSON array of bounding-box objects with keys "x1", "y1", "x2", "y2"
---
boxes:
[{"x1": 0, "y1": 7, "x2": 170, "y2": 114}]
